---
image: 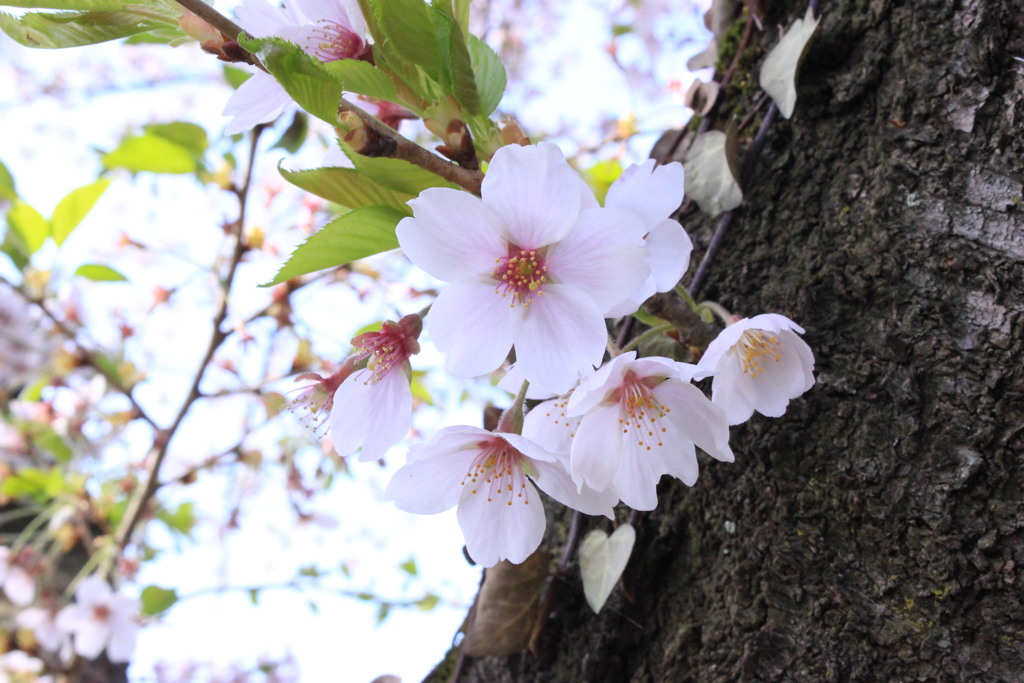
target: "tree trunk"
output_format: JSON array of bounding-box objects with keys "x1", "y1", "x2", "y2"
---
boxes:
[{"x1": 445, "y1": 0, "x2": 1024, "y2": 679}]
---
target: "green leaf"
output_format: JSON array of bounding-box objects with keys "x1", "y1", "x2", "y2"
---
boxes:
[
  {"x1": 102, "y1": 133, "x2": 196, "y2": 174},
  {"x1": 19, "y1": 375, "x2": 50, "y2": 402},
  {"x1": 272, "y1": 111, "x2": 309, "y2": 154},
  {"x1": 74, "y1": 263, "x2": 127, "y2": 281},
  {"x1": 223, "y1": 65, "x2": 252, "y2": 89},
  {"x1": 156, "y1": 501, "x2": 197, "y2": 539},
  {"x1": 244, "y1": 36, "x2": 341, "y2": 125},
  {"x1": 144, "y1": 122, "x2": 208, "y2": 159},
  {"x1": 0, "y1": 159, "x2": 17, "y2": 201},
  {"x1": 0, "y1": 9, "x2": 171, "y2": 48},
  {"x1": 264, "y1": 205, "x2": 405, "y2": 286},
  {"x1": 322, "y1": 59, "x2": 398, "y2": 101},
  {"x1": 345, "y1": 153, "x2": 462, "y2": 195},
  {"x1": 0, "y1": 467, "x2": 67, "y2": 501},
  {"x1": 6, "y1": 200, "x2": 49, "y2": 255},
  {"x1": 432, "y1": 7, "x2": 478, "y2": 113},
  {"x1": 0, "y1": 0, "x2": 128, "y2": 10},
  {"x1": 376, "y1": 602, "x2": 391, "y2": 623},
  {"x1": 416, "y1": 593, "x2": 439, "y2": 611},
  {"x1": 373, "y1": 0, "x2": 442, "y2": 79},
  {"x1": 467, "y1": 35, "x2": 506, "y2": 116},
  {"x1": 33, "y1": 428, "x2": 72, "y2": 463},
  {"x1": 51, "y1": 178, "x2": 111, "y2": 245},
  {"x1": 279, "y1": 165, "x2": 414, "y2": 211},
  {"x1": 140, "y1": 585, "x2": 178, "y2": 616},
  {"x1": 399, "y1": 558, "x2": 418, "y2": 576},
  {"x1": 1, "y1": 236, "x2": 29, "y2": 270}
]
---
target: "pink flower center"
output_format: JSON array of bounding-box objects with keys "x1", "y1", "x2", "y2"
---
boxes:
[
  {"x1": 351, "y1": 315, "x2": 421, "y2": 383},
  {"x1": 461, "y1": 437, "x2": 531, "y2": 506},
  {"x1": 91, "y1": 604, "x2": 112, "y2": 622},
  {"x1": 491, "y1": 246, "x2": 549, "y2": 307},
  {"x1": 612, "y1": 370, "x2": 669, "y2": 452},
  {"x1": 309, "y1": 20, "x2": 364, "y2": 62},
  {"x1": 737, "y1": 329, "x2": 781, "y2": 376}
]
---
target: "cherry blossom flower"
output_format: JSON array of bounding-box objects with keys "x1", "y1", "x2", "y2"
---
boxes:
[
  {"x1": 329, "y1": 315, "x2": 421, "y2": 462},
  {"x1": 697, "y1": 313, "x2": 816, "y2": 425},
  {"x1": 289, "y1": 357, "x2": 357, "y2": 437},
  {"x1": 0, "y1": 285, "x2": 53, "y2": 389},
  {"x1": 0, "y1": 649, "x2": 52, "y2": 683},
  {"x1": 224, "y1": 0, "x2": 367, "y2": 134},
  {"x1": 17, "y1": 607, "x2": 72, "y2": 662},
  {"x1": 397, "y1": 142, "x2": 650, "y2": 393},
  {"x1": 0, "y1": 546, "x2": 36, "y2": 606},
  {"x1": 602, "y1": 159, "x2": 693, "y2": 317},
  {"x1": 565, "y1": 352, "x2": 733, "y2": 510},
  {"x1": 55, "y1": 576, "x2": 139, "y2": 663},
  {"x1": 385, "y1": 426, "x2": 616, "y2": 567}
]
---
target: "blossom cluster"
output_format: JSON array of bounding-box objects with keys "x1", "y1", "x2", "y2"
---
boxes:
[
  {"x1": 0, "y1": 561, "x2": 140, "y2": 668},
  {"x1": 313, "y1": 142, "x2": 815, "y2": 567}
]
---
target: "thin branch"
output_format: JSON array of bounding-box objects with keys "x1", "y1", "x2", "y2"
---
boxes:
[
  {"x1": 115, "y1": 126, "x2": 265, "y2": 550},
  {"x1": 339, "y1": 99, "x2": 484, "y2": 196}
]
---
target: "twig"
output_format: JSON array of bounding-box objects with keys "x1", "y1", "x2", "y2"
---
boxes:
[
  {"x1": 172, "y1": 0, "x2": 265, "y2": 69},
  {"x1": 339, "y1": 99, "x2": 484, "y2": 195},
  {"x1": 115, "y1": 125, "x2": 265, "y2": 550}
]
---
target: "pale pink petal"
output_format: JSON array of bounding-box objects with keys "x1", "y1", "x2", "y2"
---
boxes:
[
  {"x1": 566, "y1": 353, "x2": 635, "y2": 417},
  {"x1": 457, "y1": 478, "x2": 546, "y2": 566},
  {"x1": 330, "y1": 368, "x2": 410, "y2": 461},
  {"x1": 570, "y1": 402, "x2": 625, "y2": 492},
  {"x1": 655, "y1": 381, "x2": 733, "y2": 462},
  {"x1": 3, "y1": 566, "x2": 35, "y2": 606},
  {"x1": 481, "y1": 142, "x2": 582, "y2": 247},
  {"x1": 512, "y1": 284, "x2": 607, "y2": 393},
  {"x1": 711, "y1": 355, "x2": 756, "y2": 425},
  {"x1": 523, "y1": 397, "x2": 577, "y2": 455},
  {"x1": 397, "y1": 190, "x2": 506, "y2": 282},
  {"x1": 72, "y1": 619, "x2": 109, "y2": 660},
  {"x1": 696, "y1": 321, "x2": 749, "y2": 373},
  {"x1": 105, "y1": 612, "x2": 138, "y2": 663},
  {"x1": 291, "y1": 0, "x2": 358, "y2": 30},
  {"x1": 75, "y1": 576, "x2": 112, "y2": 607},
  {"x1": 234, "y1": 0, "x2": 295, "y2": 35},
  {"x1": 426, "y1": 283, "x2": 523, "y2": 378},
  {"x1": 605, "y1": 160, "x2": 684, "y2": 227},
  {"x1": 531, "y1": 459, "x2": 616, "y2": 518},
  {"x1": 385, "y1": 430, "x2": 482, "y2": 514},
  {"x1": 223, "y1": 73, "x2": 293, "y2": 135},
  {"x1": 546, "y1": 207, "x2": 649, "y2": 312},
  {"x1": 657, "y1": 440, "x2": 700, "y2": 488},
  {"x1": 55, "y1": 605, "x2": 90, "y2": 634},
  {"x1": 497, "y1": 432, "x2": 558, "y2": 464},
  {"x1": 737, "y1": 363, "x2": 792, "y2": 418},
  {"x1": 613, "y1": 444, "x2": 668, "y2": 510},
  {"x1": 645, "y1": 218, "x2": 692, "y2": 291}
]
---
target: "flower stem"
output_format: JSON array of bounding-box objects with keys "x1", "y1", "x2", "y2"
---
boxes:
[{"x1": 620, "y1": 323, "x2": 674, "y2": 354}]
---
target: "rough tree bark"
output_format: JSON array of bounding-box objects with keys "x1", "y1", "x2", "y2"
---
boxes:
[{"x1": 442, "y1": 0, "x2": 1024, "y2": 679}]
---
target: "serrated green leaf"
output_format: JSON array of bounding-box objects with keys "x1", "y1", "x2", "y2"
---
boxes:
[
  {"x1": 467, "y1": 35, "x2": 505, "y2": 116},
  {"x1": 102, "y1": 133, "x2": 196, "y2": 174},
  {"x1": 0, "y1": 159, "x2": 16, "y2": 201},
  {"x1": 322, "y1": 59, "x2": 398, "y2": 101},
  {"x1": 243, "y1": 36, "x2": 341, "y2": 125},
  {"x1": 280, "y1": 165, "x2": 413, "y2": 211},
  {"x1": 74, "y1": 263, "x2": 127, "y2": 281},
  {"x1": 374, "y1": 0, "x2": 442, "y2": 79},
  {"x1": 0, "y1": 9, "x2": 171, "y2": 48},
  {"x1": 6, "y1": 200, "x2": 49, "y2": 255},
  {"x1": 140, "y1": 585, "x2": 178, "y2": 616},
  {"x1": 0, "y1": 0, "x2": 128, "y2": 10},
  {"x1": 432, "y1": 7, "x2": 478, "y2": 113},
  {"x1": 345, "y1": 153, "x2": 461, "y2": 195},
  {"x1": 144, "y1": 122, "x2": 208, "y2": 158},
  {"x1": 51, "y1": 178, "x2": 111, "y2": 246},
  {"x1": 264, "y1": 205, "x2": 405, "y2": 286},
  {"x1": 223, "y1": 65, "x2": 252, "y2": 89}
]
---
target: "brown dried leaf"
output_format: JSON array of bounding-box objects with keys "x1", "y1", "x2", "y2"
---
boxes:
[{"x1": 462, "y1": 549, "x2": 549, "y2": 657}]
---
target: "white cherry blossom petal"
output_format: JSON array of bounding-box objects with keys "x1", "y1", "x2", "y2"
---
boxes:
[
  {"x1": 531, "y1": 459, "x2": 617, "y2": 518},
  {"x1": 605, "y1": 160, "x2": 685, "y2": 227},
  {"x1": 425, "y1": 283, "x2": 523, "y2": 378},
  {"x1": 223, "y1": 73, "x2": 293, "y2": 135},
  {"x1": 330, "y1": 367, "x2": 411, "y2": 461},
  {"x1": 570, "y1": 402, "x2": 625, "y2": 492},
  {"x1": 546, "y1": 207, "x2": 649, "y2": 312},
  {"x1": 457, "y1": 477, "x2": 546, "y2": 566},
  {"x1": 480, "y1": 142, "x2": 582, "y2": 247},
  {"x1": 397, "y1": 190, "x2": 507, "y2": 282},
  {"x1": 511, "y1": 284, "x2": 607, "y2": 393}
]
